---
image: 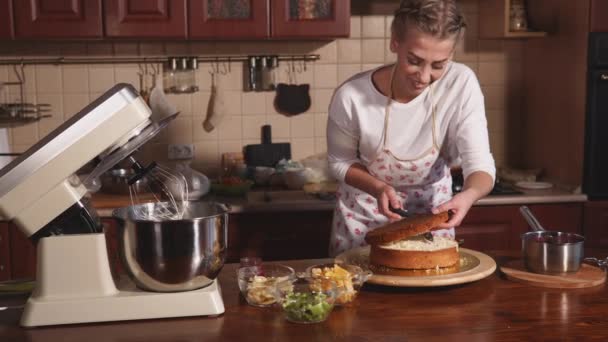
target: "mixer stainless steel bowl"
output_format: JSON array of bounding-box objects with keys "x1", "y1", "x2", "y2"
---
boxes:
[{"x1": 113, "y1": 201, "x2": 229, "y2": 292}]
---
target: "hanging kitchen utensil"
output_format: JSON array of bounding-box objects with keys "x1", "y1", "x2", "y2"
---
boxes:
[
  {"x1": 203, "y1": 62, "x2": 226, "y2": 132},
  {"x1": 149, "y1": 63, "x2": 178, "y2": 121},
  {"x1": 244, "y1": 125, "x2": 291, "y2": 167},
  {"x1": 274, "y1": 59, "x2": 310, "y2": 116}
]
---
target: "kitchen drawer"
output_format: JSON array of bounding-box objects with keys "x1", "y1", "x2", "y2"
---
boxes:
[{"x1": 229, "y1": 211, "x2": 332, "y2": 262}]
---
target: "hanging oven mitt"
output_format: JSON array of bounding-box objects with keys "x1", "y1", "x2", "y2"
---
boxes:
[
  {"x1": 274, "y1": 83, "x2": 311, "y2": 116},
  {"x1": 203, "y1": 73, "x2": 226, "y2": 132}
]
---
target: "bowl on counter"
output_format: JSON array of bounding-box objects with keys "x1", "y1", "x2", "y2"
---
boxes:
[
  {"x1": 100, "y1": 168, "x2": 150, "y2": 195},
  {"x1": 304, "y1": 263, "x2": 372, "y2": 305},
  {"x1": 276, "y1": 276, "x2": 337, "y2": 324},
  {"x1": 237, "y1": 264, "x2": 296, "y2": 307}
]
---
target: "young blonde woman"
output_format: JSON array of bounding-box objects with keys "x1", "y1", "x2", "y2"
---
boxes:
[{"x1": 327, "y1": 0, "x2": 495, "y2": 256}]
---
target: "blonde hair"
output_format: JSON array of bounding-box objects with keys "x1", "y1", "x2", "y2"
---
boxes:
[{"x1": 392, "y1": 0, "x2": 466, "y2": 41}]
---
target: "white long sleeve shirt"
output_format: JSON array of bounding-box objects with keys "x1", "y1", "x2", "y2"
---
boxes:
[{"x1": 327, "y1": 62, "x2": 496, "y2": 183}]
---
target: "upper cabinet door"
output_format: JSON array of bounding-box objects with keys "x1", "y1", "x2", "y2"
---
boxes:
[
  {"x1": 271, "y1": 0, "x2": 349, "y2": 38},
  {"x1": 189, "y1": 0, "x2": 269, "y2": 39},
  {"x1": 14, "y1": 0, "x2": 102, "y2": 38},
  {"x1": 591, "y1": 0, "x2": 608, "y2": 32},
  {"x1": 105, "y1": 0, "x2": 187, "y2": 38},
  {"x1": 0, "y1": 0, "x2": 13, "y2": 39}
]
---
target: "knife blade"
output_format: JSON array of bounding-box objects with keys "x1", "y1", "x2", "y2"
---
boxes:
[{"x1": 388, "y1": 206, "x2": 434, "y2": 242}]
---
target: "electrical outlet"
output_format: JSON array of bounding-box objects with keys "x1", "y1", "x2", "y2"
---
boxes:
[{"x1": 168, "y1": 144, "x2": 195, "y2": 160}]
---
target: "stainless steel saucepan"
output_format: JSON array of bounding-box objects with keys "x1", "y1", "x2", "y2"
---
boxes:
[{"x1": 519, "y1": 206, "x2": 585, "y2": 274}]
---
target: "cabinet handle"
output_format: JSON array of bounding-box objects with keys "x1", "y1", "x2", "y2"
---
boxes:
[{"x1": 601, "y1": 74, "x2": 608, "y2": 81}]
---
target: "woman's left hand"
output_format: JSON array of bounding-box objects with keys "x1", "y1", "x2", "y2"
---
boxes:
[{"x1": 431, "y1": 189, "x2": 478, "y2": 228}]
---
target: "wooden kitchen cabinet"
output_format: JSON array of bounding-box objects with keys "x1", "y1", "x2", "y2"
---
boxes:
[
  {"x1": 0, "y1": 223, "x2": 11, "y2": 281},
  {"x1": 271, "y1": 0, "x2": 350, "y2": 38},
  {"x1": 458, "y1": 203, "x2": 584, "y2": 252},
  {"x1": 227, "y1": 211, "x2": 333, "y2": 262},
  {"x1": 478, "y1": 0, "x2": 547, "y2": 39},
  {"x1": 591, "y1": 0, "x2": 608, "y2": 32},
  {"x1": 188, "y1": 0, "x2": 269, "y2": 39},
  {"x1": 8, "y1": 224, "x2": 36, "y2": 280},
  {"x1": 583, "y1": 201, "x2": 608, "y2": 248},
  {"x1": 0, "y1": 0, "x2": 13, "y2": 39},
  {"x1": 105, "y1": 0, "x2": 188, "y2": 38},
  {"x1": 13, "y1": 0, "x2": 103, "y2": 39}
]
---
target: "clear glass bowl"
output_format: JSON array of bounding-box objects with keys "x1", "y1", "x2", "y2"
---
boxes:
[
  {"x1": 304, "y1": 263, "x2": 372, "y2": 305},
  {"x1": 276, "y1": 277, "x2": 336, "y2": 324},
  {"x1": 237, "y1": 264, "x2": 295, "y2": 307}
]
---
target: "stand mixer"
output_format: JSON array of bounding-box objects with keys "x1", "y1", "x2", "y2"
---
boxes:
[{"x1": 0, "y1": 84, "x2": 226, "y2": 327}]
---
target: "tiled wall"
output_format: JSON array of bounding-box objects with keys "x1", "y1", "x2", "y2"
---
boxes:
[{"x1": 0, "y1": 0, "x2": 522, "y2": 178}]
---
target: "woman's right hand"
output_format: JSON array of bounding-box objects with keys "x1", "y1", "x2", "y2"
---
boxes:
[{"x1": 373, "y1": 183, "x2": 403, "y2": 221}]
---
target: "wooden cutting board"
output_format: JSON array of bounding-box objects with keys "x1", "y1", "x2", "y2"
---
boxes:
[{"x1": 500, "y1": 260, "x2": 606, "y2": 288}]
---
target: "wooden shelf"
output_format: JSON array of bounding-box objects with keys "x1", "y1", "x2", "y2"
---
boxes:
[{"x1": 479, "y1": 0, "x2": 547, "y2": 39}]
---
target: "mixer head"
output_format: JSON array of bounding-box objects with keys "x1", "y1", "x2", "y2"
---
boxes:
[{"x1": 0, "y1": 84, "x2": 177, "y2": 240}]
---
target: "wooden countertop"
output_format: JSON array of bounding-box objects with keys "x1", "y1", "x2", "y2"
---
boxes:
[
  {"x1": 90, "y1": 186, "x2": 588, "y2": 217},
  {"x1": 1, "y1": 251, "x2": 608, "y2": 341}
]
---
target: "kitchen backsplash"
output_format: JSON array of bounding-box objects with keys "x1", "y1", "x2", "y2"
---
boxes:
[{"x1": 0, "y1": 0, "x2": 522, "y2": 178}]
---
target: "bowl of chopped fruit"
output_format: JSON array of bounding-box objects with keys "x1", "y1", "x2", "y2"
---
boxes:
[
  {"x1": 237, "y1": 264, "x2": 295, "y2": 307},
  {"x1": 304, "y1": 263, "x2": 372, "y2": 305},
  {"x1": 275, "y1": 276, "x2": 337, "y2": 324}
]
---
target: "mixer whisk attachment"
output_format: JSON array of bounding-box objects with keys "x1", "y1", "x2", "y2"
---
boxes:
[{"x1": 127, "y1": 156, "x2": 189, "y2": 221}]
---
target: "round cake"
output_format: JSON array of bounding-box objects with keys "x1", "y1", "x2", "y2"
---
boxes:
[{"x1": 369, "y1": 235, "x2": 459, "y2": 270}]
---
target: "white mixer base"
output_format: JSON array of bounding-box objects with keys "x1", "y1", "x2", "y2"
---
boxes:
[
  {"x1": 21, "y1": 280, "x2": 224, "y2": 327},
  {"x1": 20, "y1": 234, "x2": 225, "y2": 327}
]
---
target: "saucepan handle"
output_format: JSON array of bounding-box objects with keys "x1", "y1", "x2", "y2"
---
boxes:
[{"x1": 583, "y1": 257, "x2": 608, "y2": 270}]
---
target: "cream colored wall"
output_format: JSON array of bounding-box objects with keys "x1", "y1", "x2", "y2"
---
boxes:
[{"x1": 0, "y1": 0, "x2": 522, "y2": 178}]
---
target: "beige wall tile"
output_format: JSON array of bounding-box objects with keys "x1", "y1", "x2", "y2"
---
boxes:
[
  {"x1": 478, "y1": 62, "x2": 506, "y2": 86},
  {"x1": 63, "y1": 93, "x2": 90, "y2": 119},
  {"x1": 489, "y1": 131, "x2": 506, "y2": 163},
  {"x1": 314, "y1": 89, "x2": 333, "y2": 113},
  {"x1": 113, "y1": 65, "x2": 140, "y2": 89},
  {"x1": 167, "y1": 117, "x2": 194, "y2": 144},
  {"x1": 338, "y1": 64, "x2": 362, "y2": 84},
  {"x1": 62, "y1": 66, "x2": 89, "y2": 93},
  {"x1": 0, "y1": 66, "x2": 7, "y2": 82},
  {"x1": 223, "y1": 91, "x2": 243, "y2": 115},
  {"x1": 314, "y1": 64, "x2": 338, "y2": 89},
  {"x1": 462, "y1": 61, "x2": 479, "y2": 75},
  {"x1": 10, "y1": 144, "x2": 34, "y2": 153},
  {"x1": 482, "y1": 86, "x2": 506, "y2": 111},
  {"x1": 478, "y1": 41, "x2": 505, "y2": 62},
  {"x1": 191, "y1": 91, "x2": 212, "y2": 117},
  {"x1": 291, "y1": 138, "x2": 315, "y2": 160},
  {"x1": 9, "y1": 66, "x2": 35, "y2": 93},
  {"x1": 11, "y1": 123, "x2": 38, "y2": 146},
  {"x1": 362, "y1": 63, "x2": 383, "y2": 71},
  {"x1": 88, "y1": 66, "x2": 116, "y2": 94},
  {"x1": 314, "y1": 41, "x2": 338, "y2": 64},
  {"x1": 38, "y1": 119, "x2": 63, "y2": 138},
  {"x1": 385, "y1": 15, "x2": 393, "y2": 38},
  {"x1": 215, "y1": 64, "x2": 244, "y2": 91},
  {"x1": 266, "y1": 92, "x2": 280, "y2": 115},
  {"x1": 362, "y1": 16, "x2": 385, "y2": 38},
  {"x1": 314, "y1": 113, "x2": 328, "y2": 137},
  {"x1": 165, "y1": 42, "x2": 190, "y2": 55},
  {"x1": 314, "y1": 137, "x2": 327, "y2": 154},
  {"x1": 194, "y1": 141, "x2": 219, "y2": 165},
  {"x1": 337, "y1": 39, "x2": 362, "y2": 63},
  {"x1": 350, "y1": 16, "x2": 362, "y2": 38},
  {"x1": 267, "y1": 114, "x2": 290, "y2": 138},
  {"x1": 242, "y1": 115, "x2": 267, "y2": 139},
  {"x1": 36, "y1": 66, "x2": 62, "y2": 93},
  {"x1": 166, "y1": 94, "x2": 193, "y2": 116},
  {"x1": 193, "y1": 117, "x2": 219, "y2": 141},
  {"x1": 218, "y1": 139, "x2": 244, "y2": 155},
  {"x1": 242, "y1": 92, "x2": 266, "y2": 115},
  {"x1": 385, "y1": 38, "x2": 396, "y2": 63},
  {"x1": 361, "y1": 39, "x2": 385, "y2": 64},
  {"x1": 503, "y1": 41, "x2": 524, "y2": 61},
  {"x1": 290, "y1": 114, "x2": 314, "y2": 138},
  {"x1": 218, "y1": 115, "x2": 242, "y2": 140}
]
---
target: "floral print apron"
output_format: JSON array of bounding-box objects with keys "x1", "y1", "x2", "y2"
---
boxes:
[{"x1": 329, "y1": 66, "x2": 455, "y2": 256}]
